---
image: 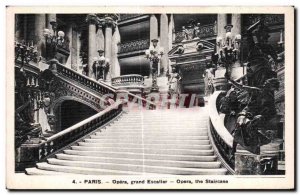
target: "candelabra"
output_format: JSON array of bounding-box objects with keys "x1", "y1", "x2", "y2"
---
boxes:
[
  {"x1": 145, "y1": 39, "x2": 164, "y2": 92},
  {"x1": 15, "y1": 41, "x2": 38, "y2": 69},
  {"x1": 213, "y1": 24, "x2": 242, "y2": 77},
  {"x1": 92, "y1": 49, "x2": 110, "y2": 81},
  {"x1": 43, "y1": 20, "x2": 65, "y2": 60}
]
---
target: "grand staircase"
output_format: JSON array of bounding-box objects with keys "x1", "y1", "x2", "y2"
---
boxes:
[{"x1": 26, "y1": 108, "x2": 227, "y2": 175}]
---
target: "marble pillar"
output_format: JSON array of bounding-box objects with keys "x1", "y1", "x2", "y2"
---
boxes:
[
  {"x1": 217, "y1": 14, "x2": 227, "y2": 44},
  {"x1": 65, "y1": 24, "x2": 73, "y2": 68},
  {"x1": 96, "y1": 24, "x2": 105, "y2": 52},
  {"x1": 23, "y1": 15, "x2": 28, "y2": 41},
  {"x1": 34, "y1": 14, "x2": 46, "y2": 59},
  {"x1": 168, "y1": 14, "x2": 174, "y2": 53},
  {"x1": 231, "y1": 14, "x2": 243, "y2": 78},
  {"x1": 71, "y1": 24, "x2": 78, "y2": 71},
  {"x1": 103, "y1": 18, "x2": 115, "y2": 81},
  {"x1": 168, "y1": 14, "x2": 175, "y2": 73},
  {"x1": 15, "y1": 14, "x2": 21, "y2": 42},
  {"x1": 160, "y1": 14, "x2": 169, "y2": 75},
  {"x1": 232, "y1": 14, "x2": 241, "y2": 35},
  {"x1": 111, "y1": 25, "x2": 121, "y2": 78},
  {"x1": 150, "y1": 14, "x2": 158, "y2": 41},
  {"x1": 87, "y1": 14, "x2": 97, "y2": 78},
  {"x1": 46, "y1": 14, "x2": 56, "y2": 34}
]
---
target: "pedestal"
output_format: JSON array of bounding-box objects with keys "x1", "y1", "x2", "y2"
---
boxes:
[{"x1": 235, "y1": 144, "x2": 279, "y2": 175}]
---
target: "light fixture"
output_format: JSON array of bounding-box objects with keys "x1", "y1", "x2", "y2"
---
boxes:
[
  {"x1": 145, "y1": 39, "x2": 164, "y2": 92},
  {"x1": 43, "y1": 20, "x2": 65, "y2": 60}
]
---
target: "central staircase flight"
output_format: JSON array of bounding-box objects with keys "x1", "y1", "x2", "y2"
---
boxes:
[{"x1": 26, "y1": 108, "x2": 227, "y2": 175}]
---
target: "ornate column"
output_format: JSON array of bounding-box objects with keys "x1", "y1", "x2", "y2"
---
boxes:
[
  {"x1": 111, "y1": 25, "x2": 121, "y2": 77},
  {"x1": 86, "y1": 14, "x2": 98, "y2": 78},
  {"x1": 15, "y1": 14, "x2": 21, "y2": 42},
  {"x1": 231, "y1": 14, "x2": 243, "y2": 79},
  {"x1": 102, "y1": 14, "x2": 118, "y2": 81},
  {"x1": 168, "y1": 14, "x2": 174, "y2": 52},
  {"x1": 46, "y1": 14, "x2": 56, "y2": 34},
  {"x1": 160, "y1": 14, "x2": 169, "y2": 75},
  {"x1": 34, "y1": 14, "x2": 46, "y2": 58},
  {"x1": 71, "y1": 24, "x2": 78, "y2": 71},
  {"x1": 150, "y1": 14, "x2": 158, "y2": 41},
  {"x1": 217, "y1": 14, "x2": 227, "y2": 49},
  {"x1": 96, "y1": 24, "x2": 105, "y2": 53},
  {"x1": 231, "y1": 14, "x2": 241, "y2": 35}
]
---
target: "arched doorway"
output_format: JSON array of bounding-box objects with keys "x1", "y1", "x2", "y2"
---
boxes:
[{"x1": 58, "y1": 100, "x2": 97, "y2": 131}]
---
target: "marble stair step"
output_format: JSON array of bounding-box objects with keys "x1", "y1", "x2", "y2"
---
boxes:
[
  {"x1": 98, "y1": 131, "x2": 208, "y2": 135},
  {"x1": 77, "y1": 142, "x2": 211, "y2": 150},
  {"x1": 104, "y1": 126, "x2": 208, "y2": 130},
  {"x1": 89, "y1": 134, "x2": 209, "y2": 140},
  {"x1": 83, "y1": 138, "x2": 210, "y2": 145},
  {"x1": 94, "y1": 131, "x2": 208, "y2": 136},
  {"x1": 25, "y1": 167, "x2": 76, "y2": 175},
  {"x1": 47, "y1": 158, "x2": 226, "y2": 175},
  {"x1": 36, "y1": 162, "x2": 141, "y2": 175},
  {"x1": 70, "y1": 146, "x2": 214, "y2": 156},
  {"x1": 103, "y1": 129, "x2": 208, "y2": 133},
  {"x1": 84, "y1": 137, "x2": 210, "y2": 144},
  {"x1": 113, "y1": 123, "x2": 206, "y2": 126},
  {"x1": 63, "y1": 150, "x2": 216, "y2": 161},
  {"x1": 119, "y1": 118, "x2": 205, "y2": 121},
  {"x1": 56, "y1": 153, "x2": 220, "y2": 168}
]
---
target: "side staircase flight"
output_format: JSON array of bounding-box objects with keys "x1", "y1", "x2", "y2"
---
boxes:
[{"x1": 26, "y1": 108, "x2": 227, "y2": 175}]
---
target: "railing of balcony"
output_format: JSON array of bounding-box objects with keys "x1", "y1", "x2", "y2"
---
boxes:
[
  {"x1": 118, "y1": 39, "x2": 150, "y2": 54},
  {"x1": 111, "y1": 74, "x2": 144, "y2": 87},
  {"x1": 174, "y1": 23, "x2": 217, "y2": 43}
]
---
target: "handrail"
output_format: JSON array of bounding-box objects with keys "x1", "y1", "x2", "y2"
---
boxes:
[
  {"x1": 234, "y1": 73, "x2": 247, "y2": 83},
  {"x1": 38, "y1": 101, "x2": 123, "y2": 160},
  {"x1": 46, "y1": 101, "x2": 122, "y2": 142},
  {"x1": 208, "y1": 91, "x2": 235, "y2": 174},
  {"x1": 51, "y1": 61, "x2": 155, "y2": 109},
  {"x1": 209, "y1": 91, "x2": 234, "y2": 147},
  {"x1": 55, "y1": 62, "x2": 117, "y2": 96}
]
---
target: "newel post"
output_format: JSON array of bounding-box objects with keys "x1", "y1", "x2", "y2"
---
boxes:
[{"x1": 235, "y1": 144, "x2": 279, "y2": 175}]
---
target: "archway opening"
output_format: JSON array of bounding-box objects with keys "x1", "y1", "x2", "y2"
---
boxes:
[{"x1": 59, "y1": 100, "x2": 97, "y2": 131}]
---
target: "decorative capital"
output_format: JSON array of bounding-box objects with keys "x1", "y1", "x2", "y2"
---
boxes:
[
  {"x1": 86, "y1": 14, "x2": 98, "y2": 25},
  {"x1": 98, "y1": 14, "x2": 119, "y2": 29}
]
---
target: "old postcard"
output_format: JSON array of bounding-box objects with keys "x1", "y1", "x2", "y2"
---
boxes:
[{"x1": 6, "y1": 6, "x2": 294, "y2": 190}]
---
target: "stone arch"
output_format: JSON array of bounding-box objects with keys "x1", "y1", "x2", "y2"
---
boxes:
[
  {"x1": 51, "y1": 96, "x2": 101, "y2": 132},
  {"x1": 51, "y1": 96, "x2": 101, "y2": 113}
]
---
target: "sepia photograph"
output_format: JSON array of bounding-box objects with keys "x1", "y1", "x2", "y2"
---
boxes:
[{"x1": 6, "y1": 6, "x2": 295, "y2": 190}]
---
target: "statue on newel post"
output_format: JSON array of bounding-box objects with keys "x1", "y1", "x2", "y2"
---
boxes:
[
  {"x1": 219, "y1": 17, "x2": 284, "y2": 175},
  {"x1": 92, "y1": 49, "x2": 110, "y2": 81}
]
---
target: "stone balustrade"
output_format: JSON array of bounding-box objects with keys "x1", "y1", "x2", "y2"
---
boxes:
[
  {"x1": 208, "y1": 91, "x2": 235, "y2": 174},
  {"x1": 18, "y1": 102, "x2": 123, "y2": 170},
  {"x1": 55, "y1": 61, "x2": 117, "y2": 97},
  {"x1": 174, "y1": 23, "x2": 217, "y2": 43},
  {"x1": 111, "y1": 74, "x2": 144, "y2": 87}
]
